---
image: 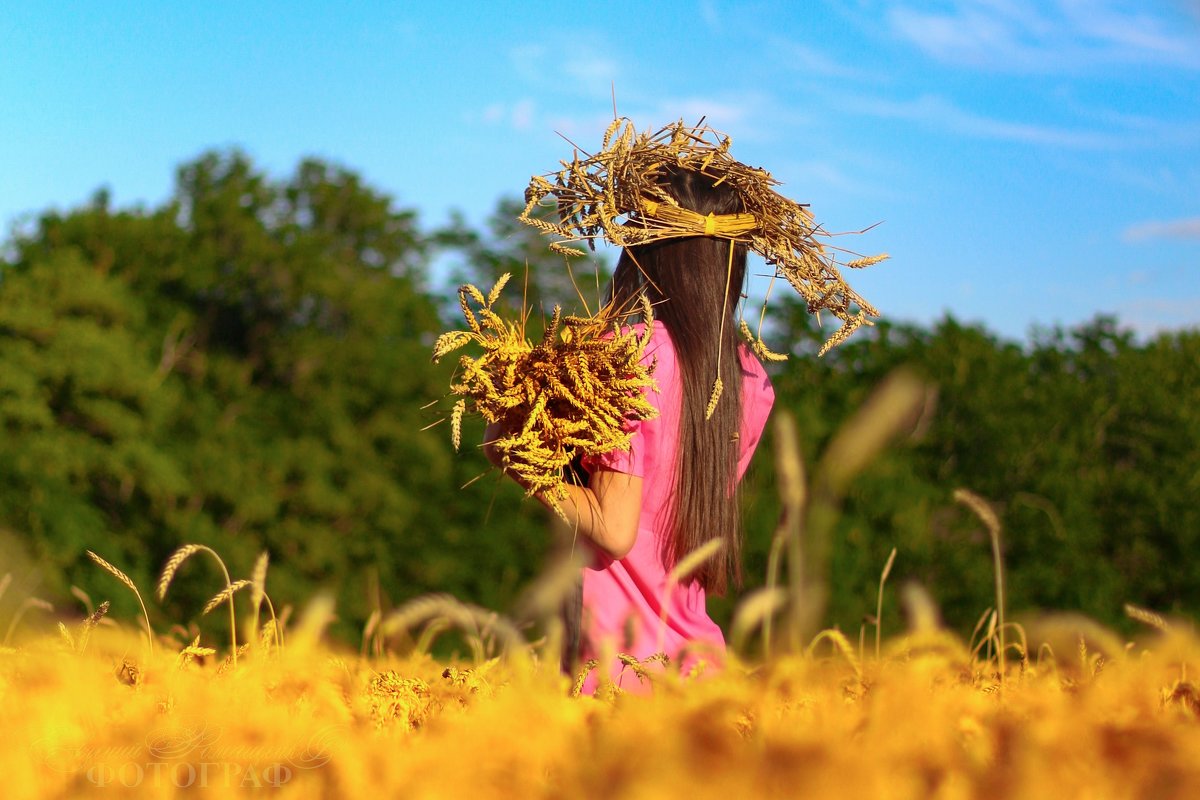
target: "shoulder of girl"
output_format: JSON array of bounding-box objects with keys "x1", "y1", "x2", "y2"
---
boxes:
[
  {"x1": 737, "y1": 342, "x2": 766, "y2": 373},
  {"x1": 740, "y1": 345, "x2": 776, "y2": 390}
]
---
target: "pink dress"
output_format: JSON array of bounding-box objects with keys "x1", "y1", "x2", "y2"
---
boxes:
[{"x1": 578, "y1": 321, "x2": 775, "y2": 694}]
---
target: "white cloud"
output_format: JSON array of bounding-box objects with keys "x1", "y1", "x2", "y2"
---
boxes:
[
  {"x1": 511, "y1": 99, "x2": 535, "y2": 131},
  {"x1": 563, "y1": 54, "x2": 620, "y2": 97},
  {"x1": 766, "y1": 37, "x2": 880, "y2": 80},
  {"x1": 839, "y1": 90, "x2": 1200, "y2": 151},
  {"x1": 887, "y1": 0, "x2": 1200, "y2": 72},
  {"x1": 776, "y1": 160, "x2": 891, "y2": 199},
  {"x1": 1060, "y1": 0, "x2": 1200, "y2": 68},
  {"x1": 509, "y1": 45, "x2": 548, "y2": 83},
  {"x1": 843, "y1": 93, "x2": 1123, "y2": 148},
  {"x1": 888, "y1": 1, "x2": 1054, "y2": 68},
  {"x1": 472, "y1": 99, "x2": 538, "y2": 132},
  {"x1": 1117, "y1": 296, "x2": 1200, "y2": 337},
  {"x1": 508, "y1": 44, "x2": 621, "y2": 99},
  {"x1": 1122, "y1": 217, "x2": 1200, "y2": 242}
]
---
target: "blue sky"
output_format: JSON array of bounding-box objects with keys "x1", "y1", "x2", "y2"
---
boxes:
[{"x1": 1, "y1": 1, "x2": 1197, "y2": 341}]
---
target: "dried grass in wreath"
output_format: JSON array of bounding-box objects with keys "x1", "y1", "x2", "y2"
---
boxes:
[{"x1": 520, "y1": 117, "x2": 886, "y2": 356}]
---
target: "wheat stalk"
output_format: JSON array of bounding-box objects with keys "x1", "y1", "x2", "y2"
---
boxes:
[
  {"x1": 846, "y1": 253, "x2": 890, "y2": 268},
  {"x1": 361, "y1": 609, "x2": 382, "y2": 657},
  {"x1": 70, "y1": 585, "x2": 94, "y2": 616},
  {"x1": 1125, "y1": 603, "x2": 1172, "y2": 634},
  {"x1": 2, "y1": 597, "x2": 52, "y2": 646},
  {"x1": 157, "y1": 544, "x2": 202, "y2": 601},
  {"x1": 807, "y1": 628, "x2": 863, "y2": 682},
  {"x1": 260, "y1": 619, "x2": 277, "y2": 650},
  {"x1": 76, "y1": 599, "x2": 110, "y2": 655},
  {"x1": 217, "y1": 643, "x2": 251, "y2": 676},
  {"x1": 658, "y1": 538, "x2": 727, "y2": 653},
  {"x1": 955, "y1": 489, "x2": 1006, "y2": 682},
  {"x1": 571, "y1": 659, "x2": 600, "y2": 697},
  {"x1": 738, "y1": 319, "x2": 788, "y2": 363},
  {"x1": 245, "y1": 550, "x2": 280, "y2": 656},
  {"x1": 968, "y1": 607, "x2": 993, "y2": 653},
  {"x1": 88, "y1": 550, "x2": 135, "y2": 592},
  {"x1": 764, "y1": 412, "x2": 807, "y2": 656},
  {"x1": 729, "y1": 587, "x2": 787, "y2": 654},
  {"x1": 876, "y1": 547, "x2": 897, "y2": 660},
  {"x1": 56, "y1": 621, "x2": 74, "y2": 650},
  {"x1": 381, "y1": 593, "x2": 526, "y2": 661},
  {"x1": 155, "y1": 543, "x2": 240, "y2": 667},
  {"x1": 86, "y1": 550, "x2": 155, "y2": 658},
  {"x1": 704, "y1": 378, "x2": 723, "y2": 421},
  {"x1": 450, "y1": 398, "x2": 465, "y2": 451},
  {"x1": 615, "y1": 652, "x2": 669, "y2": 687},
  {"x1": 202, "y1": 580, "x2": 252, "y2": 616},
  {"x1": 176, "y1": 635, "x2": 217, "y2": 669}
]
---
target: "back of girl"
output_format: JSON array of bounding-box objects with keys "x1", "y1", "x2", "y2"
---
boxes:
[
  {"x1": 505, "y1": 119, "x2": 882, "y2": 695},
  {"x1": 576, "y1": 168, "x2": 774, "y2": 693}
]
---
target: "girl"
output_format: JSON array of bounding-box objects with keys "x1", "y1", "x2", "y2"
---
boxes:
[{"x1": 487, "y1": 167, "x2": 775, "y2": 693}]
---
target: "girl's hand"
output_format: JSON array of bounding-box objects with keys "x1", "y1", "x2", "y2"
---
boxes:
[
  {"x1": 482, "y1": 419, "x2": 509, "y2": 469},
  {"x1": 484, "y1": 416, "x2": 642, "y2": 559},
  {"x1": 483, "y1": 418, "x2": 533, "y2": 493}
]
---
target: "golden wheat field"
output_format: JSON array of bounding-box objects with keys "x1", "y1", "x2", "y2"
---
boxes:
[
  {"x1": 4, "y1": 381, "x2": 1198, "y2": 799},
  {"x1": 2, "y1": 593, "x2": 1199, "y2": 799}
]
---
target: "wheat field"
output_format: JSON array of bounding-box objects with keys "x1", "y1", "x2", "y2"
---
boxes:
[
  {"x1": 3, "y1": 612, "x2": 1198, "y2": 799},
  {"x1": 3, "y1": 377, "x2": 1197, "y2": 798}
]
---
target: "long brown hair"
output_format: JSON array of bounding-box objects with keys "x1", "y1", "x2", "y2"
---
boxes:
[{"x1": 609, "y1": 168, "x2": 749, "y2": 595}]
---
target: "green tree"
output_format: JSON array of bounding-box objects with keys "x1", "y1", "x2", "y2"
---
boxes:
[
  {"x1": 0, "y1": 156, "x2": 553, "y2": 641},
  {"x1": 434, "y1": 197, "x2": 612, "y2": 330},
  {"x1": 3, "y1": 169, "x2": 1196, "y2": 651}
]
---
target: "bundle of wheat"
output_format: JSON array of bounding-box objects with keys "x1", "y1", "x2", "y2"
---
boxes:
[{"x1": 434, "y1": 274, "x2": 658, "y2": 516}]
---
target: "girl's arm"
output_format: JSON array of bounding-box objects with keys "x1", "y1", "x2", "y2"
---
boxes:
[{"x1": 484, "y1": 422, "x2": 642, "y2": 559}]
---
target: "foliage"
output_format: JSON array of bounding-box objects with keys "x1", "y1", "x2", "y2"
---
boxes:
[
  {"x1": 0, "y1": 156, "x2": 552, "y2": 641},
  {"x1": 1, "y1": 157, "x2": 1196, "y2": 644},
  {"x1": 728, "y1": 300, "x2": 1200, "y2": 638}
]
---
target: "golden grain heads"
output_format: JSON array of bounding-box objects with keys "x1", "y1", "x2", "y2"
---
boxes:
[{"x1": 435, "y1": 275, "x2": 658, "y2": 515}]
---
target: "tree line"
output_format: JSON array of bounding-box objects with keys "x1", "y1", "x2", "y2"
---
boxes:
[{"x1": 1, "y1": 151, "x2": 1195, "y2": 644}]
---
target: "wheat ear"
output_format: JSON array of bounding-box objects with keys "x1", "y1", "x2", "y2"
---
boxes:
[
  {"x1": 176, "y1": 635, "x2": 217, "y2": 670},
  {"x1": 157, "y1": 544, "x2": 202, "y2": 601},
  {"x1": 57, "y1": 621, "x2": 74, "y2": 650},
  {"x1": 707, "y1": 239, "x2": 736, "y2": 421},
  {"x1": 247, "y1": 550, "x2": 279, "y2": 655},
  {"x1": 954, "y1": 489, "x2": 1006, "y2": 681},
  {"x1": 87, "y1": 550, "x2": 155, "y2": 658},
  {"x1": 875, "y1": 548, "x2": 897, "y2": 660},
  {"x1": 76, "y1": 600, "x2": 110, "y2": 655},
  {"x1": 203, "y1": 580, "x2": 252, "y2": 616},
  {"x1": 156, "y1": 543, "x2": 240, "y2": 667},
  {"x1": 1125, "y1": 603, "x2": 1171, "y2": 634}
]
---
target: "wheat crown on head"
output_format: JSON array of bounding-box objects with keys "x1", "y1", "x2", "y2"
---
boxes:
[{"x1": 519, "y1": 117, "x2": 887, "y2": 358}]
